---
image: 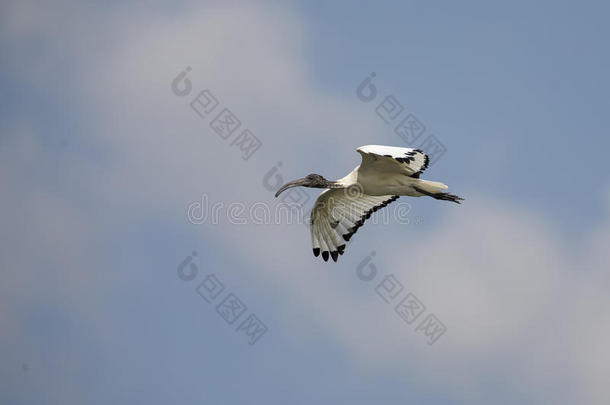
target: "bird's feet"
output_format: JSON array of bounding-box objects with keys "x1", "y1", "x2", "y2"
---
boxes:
[{"x1": 413, "y1": 186, "x2": 464, "y2": 204}]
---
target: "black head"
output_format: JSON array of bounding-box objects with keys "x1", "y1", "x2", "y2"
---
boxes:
[
  {"x1": 274, "y1": 173, "x2": 329, "y2": 197},
  {"x1": 303, "y1": 173, "x2": 327, "y2": 187}
]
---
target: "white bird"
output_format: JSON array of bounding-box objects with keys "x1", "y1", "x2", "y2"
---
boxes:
[{"x1": 275, "y1": 145, "x2": 463, "y2": 262}]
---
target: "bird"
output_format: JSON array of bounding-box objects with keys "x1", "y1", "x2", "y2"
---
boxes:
[{"x1": 274, "y1": 145, "x2": 463, "y2": 262}]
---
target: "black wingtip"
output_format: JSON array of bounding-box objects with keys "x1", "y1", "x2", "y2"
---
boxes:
[
  {"x1": 337, "y1": 244, "x2": 346, "y2": 255},
  {"x1": 322, "y1": 251, "x2": 329, "y2": 261},
  {"x1": 313, "y1": 248, "x2": 320, "y2": 257},
  {"x1": 330, "y1": 251, "x2": 339, "y2": 262}
]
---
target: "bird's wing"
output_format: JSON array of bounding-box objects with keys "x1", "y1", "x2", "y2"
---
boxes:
[
  {"x1": 357, "y1": 145, "x2": 429, "y2": 178},
  {"x1": 310, "y1": 188, "x2": 398, "y2": 262}
]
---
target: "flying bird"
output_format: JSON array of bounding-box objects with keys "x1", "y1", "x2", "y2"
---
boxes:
[{"x1": 275, "y1": 145, "x2": 463, "y2": 262}]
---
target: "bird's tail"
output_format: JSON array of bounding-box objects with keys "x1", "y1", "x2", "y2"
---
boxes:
[
  {"x1": 414, "y1": 180, "x2": 463, "y2": 204},
  {"x1": 417, "y1": 179, "x2": 448, "y2": 193}
]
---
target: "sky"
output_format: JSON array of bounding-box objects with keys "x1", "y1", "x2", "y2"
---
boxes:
[{"x1": 1, "y1": 0, "x2": 609, "y2": 404}]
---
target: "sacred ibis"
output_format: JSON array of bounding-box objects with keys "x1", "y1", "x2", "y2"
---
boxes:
[{"x1": 275, "y1": 145, "x2": 463, "y2": 262}]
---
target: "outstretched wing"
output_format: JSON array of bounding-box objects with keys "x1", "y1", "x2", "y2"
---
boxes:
[
  {"x1": 310, "y1": 188, "x2": 399, "y2": 262},
  {"x1": 357, "y1": 144, "x2": 429, "y2": 178}
]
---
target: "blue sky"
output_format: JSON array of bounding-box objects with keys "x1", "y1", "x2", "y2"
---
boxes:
[{"x1": 1, "y1": 1, "x2": 609, "y2": 404}]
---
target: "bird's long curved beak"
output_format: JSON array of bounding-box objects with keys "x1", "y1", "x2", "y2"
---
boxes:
[{"x1": 275, "y1": 178, "x2": 308, "y2": 197}]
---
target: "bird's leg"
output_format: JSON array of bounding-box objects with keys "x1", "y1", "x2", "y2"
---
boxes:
[{"x1": 412, "y1": 186, "x2": 463, "y2": 204}]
